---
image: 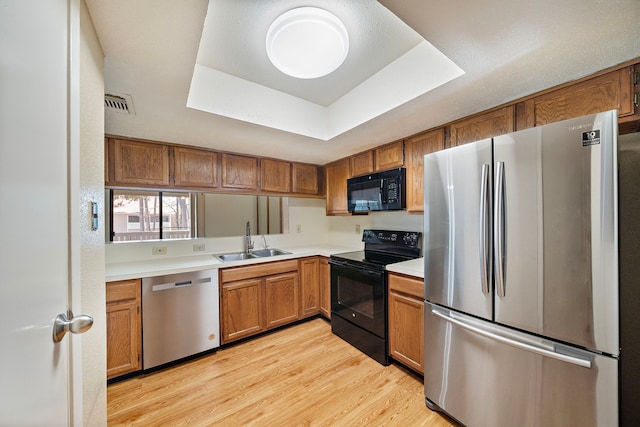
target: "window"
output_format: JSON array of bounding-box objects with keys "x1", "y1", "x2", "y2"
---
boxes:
[{"x1": 110, "y1": 190, "x2": 192, "y2": 242}]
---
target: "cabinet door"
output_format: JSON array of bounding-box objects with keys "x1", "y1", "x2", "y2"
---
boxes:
[
  {"x1": 325, "y1": 158, "x2": 350, "y2": 215},
  {"x1": 221, "y1": 153, "x2": 258, "y2": 190},
  {"x1": 173, "y1": 146, "x2": 217, "y2": 188},
  {"x1": 375, "y1": 139, "x2": 404, "y2": 171},
  {"x1": 299, "y1": 257, "x2": 320, "y2": 317},
  {"x1": 449, "y1": 106, "x2": 515, "y2": 147},
  {"x1": 319, "y1": 257, "x2": 331, "y2": 319},
  {"x1": 265, "y1": 272, "x2": 299, "y2": 329},
  {"x1": 405, "y1": 129, "x2": 445, "y2": 213},
  {"x1": 350, "y1": 151, "x2": 374, "y2": 177},
  {"x1": 112, "y1": 139, "x2": 170, "y2": 186},
  {"x1": 261, "y1": 158, "x2": 291, "y2": 193},
  {"x1": 106, "y1": 279, "x2": 141, "y2": 379},
  {"x1": 388, "y1": 274, "x2": 424, "y2": 374},
  {"x1": 221, "y1": 278, "x2": 264, "y2": 343},
  {"x1": 292, "y1": 163, "x2": 319, "y2": 195},
  {"x1": 533, "y1": 67, "x2": 637, "y2": 126}
]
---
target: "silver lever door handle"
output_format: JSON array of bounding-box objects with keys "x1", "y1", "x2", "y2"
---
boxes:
[{"x1": 53, "y1": 311, "x2": 93, "y2": 343}]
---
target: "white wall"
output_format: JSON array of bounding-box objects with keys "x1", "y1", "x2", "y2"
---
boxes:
[
  {"x1": 79, "y1": 0, "x2": 107, "y2": 423},
  {"x1": 327, "y1": 211, "x2": 424, "y2": 248}
]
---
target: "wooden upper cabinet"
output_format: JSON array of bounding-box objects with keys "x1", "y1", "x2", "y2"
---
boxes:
[
  {"x1": 292, "y1": 162, "x2": 319, "y2": 195},
  {"x1": 449, "y1": 106, "x2": 515, "y2": 147},
  {"x1": 261, "y1": 158, "x2": 291, "y2": 193},
  {"x1": 325, "y1": 157, "x2": 350, "y2": 216},
  {"x1": 533, "y1": 66, "x2": 637, "y2": 127},
  {"x1": 375, "y1": 139, "x2": 404, "y2": 171},
  {"x1": 221, "y1": 153, "x2": 259, "y2": 190},
  {"x1": 173, "y1": 146, "x2": 217, "y2": 188},
  {"x1": 111, "y1": 139, "x2": 170, "y2": 186},
  {"x1": 350, "y1": 150, "x2": 374, "y2": 177},
  {"x1": 405, "y1": 129, "x2": 445, "y2": 213}
]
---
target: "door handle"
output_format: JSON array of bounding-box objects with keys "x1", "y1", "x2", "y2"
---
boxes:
[{"x1": 53, "y1": 310, "x2": 94, "y2": 343}]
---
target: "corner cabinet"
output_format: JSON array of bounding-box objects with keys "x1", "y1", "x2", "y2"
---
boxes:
[
  {"x1": 405, "y1": 129, "x2": 445, "y2": 213},
  {"x1": 388, "y1": 273, "x2": 424, "y2": 374},
  {"x1": 106, "y1": 279, "x2": 142, "y2": 379},
  {"x1": 325, "y1": 157, "x2": 351, "y2": 215},
  {"x1": 292, "y1": 162, "x2": 320, "y2": 195},
  {"x1": 220, "y1": 260, "x2": 299, "y2": 344}
]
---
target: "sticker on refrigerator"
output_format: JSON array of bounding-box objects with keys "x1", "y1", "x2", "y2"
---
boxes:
[{"x1": 582, "y1": 130, "x2": 600, "y2": 146}]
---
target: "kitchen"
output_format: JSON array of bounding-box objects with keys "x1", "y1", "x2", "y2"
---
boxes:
[{"x1": 1, "y1": 0, "x2": 640, "y2": 426}]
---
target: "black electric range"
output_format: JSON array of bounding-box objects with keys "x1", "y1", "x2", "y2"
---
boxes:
[{"x1": 329, "y1": 229, "x2": 422, "y2": 365}]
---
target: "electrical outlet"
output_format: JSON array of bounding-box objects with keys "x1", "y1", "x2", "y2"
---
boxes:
[
  {"x1": 296, "y1": 224, "x2": 302, "y2": 233},
  {"x1": 193, "y1": 243, "x2": 205, "y2": 252},
  {"x1": 355, "y1": 224, "x2": 361, "y2": 234},
  {"x1": 152, "y1": 246, "x2": 167, "y2": 255}
]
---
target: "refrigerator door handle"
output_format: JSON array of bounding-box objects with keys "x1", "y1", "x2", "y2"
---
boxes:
[
  {"x1": 431, "y1": 309, "x2": 592, "y2": 368},
  {"x1": 494, "y1": 161, "x2": 506, "y2": 297},
  {"x1": 479, "y1": 163, "x2": 491, "y2": 294}
]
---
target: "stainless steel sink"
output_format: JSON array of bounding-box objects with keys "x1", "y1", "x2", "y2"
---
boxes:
[
  {"x1": 250, "y1": 248, "x2": 291, "y2": 258},
  {"x1": 213, "y1": 252, "x2": 256, "y2": 262},
  {"x1": 213, "y1": 248, "x2": 291, "y2": 262}
]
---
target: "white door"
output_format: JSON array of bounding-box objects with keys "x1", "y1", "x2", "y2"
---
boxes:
[{"x1": 0, "y1": 1, "x2": 82, "y2": 425}]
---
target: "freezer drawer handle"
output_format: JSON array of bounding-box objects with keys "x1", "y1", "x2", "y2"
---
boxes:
[{"x1": 432, "y1": 309, "x2": 592, "y2": 369}]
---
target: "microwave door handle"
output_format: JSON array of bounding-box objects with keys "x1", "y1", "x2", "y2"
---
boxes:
[{"x1": 380, "y1": 178, "x2": 386, "y2": 203}]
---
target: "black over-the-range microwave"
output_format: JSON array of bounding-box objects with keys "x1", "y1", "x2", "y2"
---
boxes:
[{"x1": 347, "y1": 168, "x2": 406, "y2": 213}]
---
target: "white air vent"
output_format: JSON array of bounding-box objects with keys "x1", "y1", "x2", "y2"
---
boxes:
[{"x1": 104, "y1": 93, "x2": 135, "y2": 115}]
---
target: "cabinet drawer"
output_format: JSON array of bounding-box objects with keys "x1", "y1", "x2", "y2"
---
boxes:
[
  {"x1": 221, "y1": 260, "x2": 298, "y2": 283},
  {"x1": 106, "y1": 279, "x2": 140, "y2": 303},
  {"x1": 388, "y1": 274, "x2": 423, "y2": 299}
]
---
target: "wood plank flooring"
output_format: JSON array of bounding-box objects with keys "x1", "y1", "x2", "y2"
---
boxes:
[{"x1": 108, "y1": 318, "x2": 459, "y2": 426}]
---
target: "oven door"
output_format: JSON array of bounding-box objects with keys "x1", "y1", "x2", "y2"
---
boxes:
[{"x1": 329, "y1": 259, "x2": 387, "y2": 338}]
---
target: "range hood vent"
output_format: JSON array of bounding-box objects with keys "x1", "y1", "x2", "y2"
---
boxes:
[{"x1": 104, "y1": 93, "x2": 135, "y2": 115}]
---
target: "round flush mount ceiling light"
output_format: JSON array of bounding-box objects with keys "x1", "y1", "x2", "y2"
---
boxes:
[{"x1": 266, "y1": 7, "x2": 349, "y2": 79}]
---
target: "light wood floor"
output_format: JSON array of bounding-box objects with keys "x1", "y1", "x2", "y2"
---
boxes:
[{"x1": 108, "y1": 318, "x2": 459, "y2": 426}]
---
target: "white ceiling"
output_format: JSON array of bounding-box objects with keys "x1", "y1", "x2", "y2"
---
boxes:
[{"x1": 86, "y1": 0, "x2": 640, "y2": 165}]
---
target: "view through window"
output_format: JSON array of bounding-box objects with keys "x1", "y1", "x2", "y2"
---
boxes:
[{"x1": 110, "y1": 190, "x2": 192, "y2": 241}]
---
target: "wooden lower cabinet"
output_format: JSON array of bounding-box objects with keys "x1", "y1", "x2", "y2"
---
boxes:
[
  {"x1": 265, "y1": 272, "x2": 299, "y2": 328},
  {"x1": 388, "y1": 273, "x2": 424, "y2": 374},
  {"x1": 319, "y1": 257, "x2": 331, "y2": 319},
  {"x1": 299, "y1": 257, "x2": 320, "y2": 318},
  {"x1": 106, "y1": 279, "x2": 142, "y2": 379},
  {"x1": 220, "y1": 260, "x2": 299, "y2": 344}
]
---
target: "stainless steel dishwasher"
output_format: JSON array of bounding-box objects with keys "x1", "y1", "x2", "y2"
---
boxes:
[{"x1": 142, "y1": 268, "x2": 219, "y2": 369}]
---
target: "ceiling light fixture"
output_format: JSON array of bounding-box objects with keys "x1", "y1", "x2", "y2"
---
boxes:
[{"x1": 266, "y1": 7, "x2": 349, "y2": 79}]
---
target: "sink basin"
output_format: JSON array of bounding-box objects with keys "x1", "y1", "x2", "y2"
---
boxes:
[
  {"x1": 213, "y1": 252, "x2": 256, "y2": 262},
  {"x1": 213, "y1": 248, "x2": 291, "y2": 262},
  {"x1": 250, "y1": 248, "x2": 291, "y2": 257}
]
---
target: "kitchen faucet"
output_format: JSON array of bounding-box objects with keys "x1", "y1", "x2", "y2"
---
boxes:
[{"x1": 244, "y1": 221, "x2": 254, "y2": 253}]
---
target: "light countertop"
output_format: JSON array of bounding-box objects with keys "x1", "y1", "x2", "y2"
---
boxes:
[
  {"x1": 106, "y1": 244, "x2": 360, "y2": 282},
  {"x1": 386, "y1": 257, "x2": 424, "y2": 279}
]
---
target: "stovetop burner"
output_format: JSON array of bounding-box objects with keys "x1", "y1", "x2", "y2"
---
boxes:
[{"x1": 330, "y1": 229, "x2": 422, "y2": 270}]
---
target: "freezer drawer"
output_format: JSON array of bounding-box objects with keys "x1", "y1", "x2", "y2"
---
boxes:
[{"x1": 424, "y1": 303, "x2": 618, "y2": 427}]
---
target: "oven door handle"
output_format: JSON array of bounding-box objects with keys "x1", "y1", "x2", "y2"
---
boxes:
[{"x1": 328, "y1": 259, "x2": 385, "y2": 277}]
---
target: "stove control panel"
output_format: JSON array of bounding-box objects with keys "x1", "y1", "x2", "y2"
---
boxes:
[{"x1": 362, "y1": 229, "x2": 421, "y2": 248}]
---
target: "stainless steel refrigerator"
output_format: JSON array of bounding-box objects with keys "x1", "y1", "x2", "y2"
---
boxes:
[{"x1": 423, "y1": 110, "x2": 633, "y2": 426}]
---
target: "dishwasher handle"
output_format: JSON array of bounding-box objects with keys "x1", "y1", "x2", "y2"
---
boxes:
[{"x1": 151, "y1": 276, "x2": 211, "y2": 292}]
